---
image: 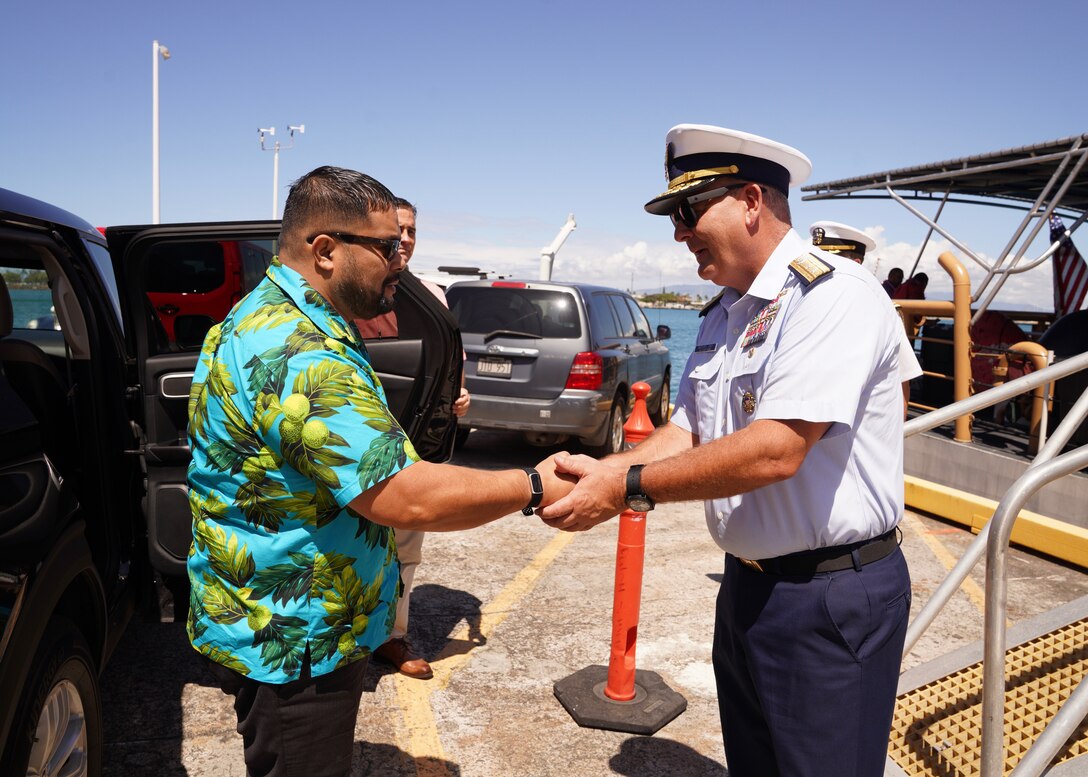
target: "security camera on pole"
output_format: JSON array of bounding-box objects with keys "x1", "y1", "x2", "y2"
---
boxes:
[{"x1": 258, "y1": 124, "x2": 305, "y2": 219}]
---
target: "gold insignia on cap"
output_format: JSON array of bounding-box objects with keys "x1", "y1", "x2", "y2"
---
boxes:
[
  {"x1": 820, "y1": 243, "x2": 857, "y2": 252},
  {"x1": 742, "y1": 391, "x2": 756, "y2": 414},
  {"x1": 788, "y1": 253, "x2": 834, "y2": 287},
  {"x1": 668, "y1": 166, "x2": 740, "y2": 191},
  {"x1": 812, "y1": 227, "x2": 825, "y2": 244}
]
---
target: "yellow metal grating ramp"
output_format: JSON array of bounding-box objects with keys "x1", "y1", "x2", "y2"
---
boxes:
[{"x1": 890, "y1": 617, "x2": 1088, "y2": 776}]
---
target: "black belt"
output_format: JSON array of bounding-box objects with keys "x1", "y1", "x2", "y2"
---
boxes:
[{"x1": 733, "y1": 528, "x2": 900, "y2": 576}]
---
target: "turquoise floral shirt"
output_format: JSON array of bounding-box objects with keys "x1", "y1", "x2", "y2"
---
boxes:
[{"x1": 185, "y1": 257, "x2": 419, "y2": 684}]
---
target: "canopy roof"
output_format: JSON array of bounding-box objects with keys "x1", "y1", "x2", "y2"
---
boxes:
[{"x1": 801, "y1": 134, "x2": 1088, "y2": 217}]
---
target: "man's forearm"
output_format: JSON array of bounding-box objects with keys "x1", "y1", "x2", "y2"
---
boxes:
[
  {"x1": 353, "y1": 455, "x2": 572, "y2": 531},
  {"x1": 604, "y1": 420, "x2": 695, "y2": 467},
  {"x1": 640, "y1": 418, "x2": 827, "y2": 504}
]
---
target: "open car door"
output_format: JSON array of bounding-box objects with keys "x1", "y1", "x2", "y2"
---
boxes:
[{"x1": 107, "y1": 222, "x2": 461, "y2": 580}]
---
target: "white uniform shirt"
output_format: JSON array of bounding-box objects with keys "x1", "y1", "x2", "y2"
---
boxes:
[{"x1": 671, "y1": 230, "x2": 907, "y2": 560}]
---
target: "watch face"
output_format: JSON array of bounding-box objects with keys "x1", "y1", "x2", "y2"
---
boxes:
[{"x1": 626, "y1": 496, "x2": 654, "y2": 513}]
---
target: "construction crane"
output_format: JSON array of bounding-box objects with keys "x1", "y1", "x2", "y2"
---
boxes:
[{"x1": 539, "y1": 213, "x2": 576, "y2": 281}]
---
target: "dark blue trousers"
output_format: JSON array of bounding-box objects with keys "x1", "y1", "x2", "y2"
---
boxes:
[{"x1": 713, "y1": 546, "x2": 910, "y2": 777}]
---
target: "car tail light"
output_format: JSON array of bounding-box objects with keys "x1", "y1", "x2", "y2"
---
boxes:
[
  {"x1": 565, "y1": 352, "x2": 603, "y2": 390},
  {"x1": 491, "y1": 281, "x2": 527, "y2": 288}
]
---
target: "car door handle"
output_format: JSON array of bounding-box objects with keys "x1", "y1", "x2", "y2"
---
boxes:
[{"x1": 145, "y1": 443, "x2": 192, "y2": 464}]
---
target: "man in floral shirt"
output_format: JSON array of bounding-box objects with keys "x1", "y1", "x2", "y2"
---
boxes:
[{"x1": 187, "y1": 166, "x2": 570, "y2": 776}]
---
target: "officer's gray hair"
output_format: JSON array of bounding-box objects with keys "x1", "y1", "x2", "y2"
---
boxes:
[{"x1": 760, "y1": 186, "x2": 792, "y2": 225}]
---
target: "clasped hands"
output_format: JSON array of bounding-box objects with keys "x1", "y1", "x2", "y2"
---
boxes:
[{"x1": 531, "y1": 452, "x2": 627, "y2": 532}]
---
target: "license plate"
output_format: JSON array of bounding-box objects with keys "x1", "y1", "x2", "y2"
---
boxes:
[{"x1": 477, "y1": 356, "x2": 512, "y2": 378}]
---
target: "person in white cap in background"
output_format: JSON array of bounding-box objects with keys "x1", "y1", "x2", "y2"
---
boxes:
[
  {"x1": 809, "y1": 220, "x2": 875, "y2": 265},
  {"x1": 811, "y1": 221, "x2": 922, "y2": 418},
  {"x1": 541, "y1": 124, "x2": 912, "y2": 777}
]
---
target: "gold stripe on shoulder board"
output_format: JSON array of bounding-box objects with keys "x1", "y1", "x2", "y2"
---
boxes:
[{"x1": 788, "y1": 253, "x2": 834, "y2": 287}]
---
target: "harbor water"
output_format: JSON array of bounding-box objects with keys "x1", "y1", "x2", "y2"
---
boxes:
[{"x1": 644, "y1": 307, "x2": 700, "y2": 404}]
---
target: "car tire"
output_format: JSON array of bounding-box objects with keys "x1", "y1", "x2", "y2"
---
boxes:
[
  {"x1": 649, "y1": 371, "x2": 671, "y2": 426},
  {"x1": 3, "y1": 617, "x2": 102, "y2": 777},
  {"x1": 584, "y1": 396, "x2": 626, "y2": 458}
]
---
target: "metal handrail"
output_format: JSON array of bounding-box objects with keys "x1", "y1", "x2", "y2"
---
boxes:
[
  {"x1": 981, "y1": 443, "x2": 1088, "y2": 776},
  {"x1": 903, "y1": 351, "x2": 1088, "y2": 439},
  {"x1": 897, "y1": 352, "x2": 1088, "y2": 776},
  {"x1": 1009, "y1": 675, "x2": 1088, "y2": 776},
  {"x1": 901, "y1": 352, "x2": 1088, "y2": 656}
]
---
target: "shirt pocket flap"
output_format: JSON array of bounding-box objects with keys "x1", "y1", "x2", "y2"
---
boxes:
[{"x1": 686, "y1": 349, "x2": 721, "y2": 381}]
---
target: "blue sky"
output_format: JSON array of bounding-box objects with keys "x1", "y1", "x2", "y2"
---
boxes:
[{"x1": 3, "y1": 0, "x2": 1086, "y2": 308}]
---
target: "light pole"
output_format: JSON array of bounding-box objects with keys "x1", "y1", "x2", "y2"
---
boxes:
[
  {"x1": 258, "y1": 124, "x2": 305, "y2": 219},
  {"x1": 152, "y1": 40, "x2": 170, "y2": 223}
]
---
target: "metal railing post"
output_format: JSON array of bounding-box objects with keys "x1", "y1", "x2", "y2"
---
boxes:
[{"x1": 980, "y1": 446, "x2": 1088, "y2": 776}]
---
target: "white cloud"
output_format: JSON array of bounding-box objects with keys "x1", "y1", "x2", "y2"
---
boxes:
[
  {"x1": 411, "y1": 233, "x2": 702, "y2": 290},
  {"x1": 410, "y1": 214, "x2": 1057, "y2": 311},
  {"x1": 865, "y1": 226, "x2": 1054, "y2": 311}
]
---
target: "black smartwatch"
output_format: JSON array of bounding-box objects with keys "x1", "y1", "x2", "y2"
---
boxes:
[
  {"x1": 625, "y1": 464, "x2": 655, "y2": 513},
  {"x1": 522, "y1": 467, "x2": 544, "y2": 515}
]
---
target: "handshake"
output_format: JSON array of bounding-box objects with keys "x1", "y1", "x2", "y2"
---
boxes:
[{"x1": 531, "y1": 452, "x2": 630, "y2": 533}]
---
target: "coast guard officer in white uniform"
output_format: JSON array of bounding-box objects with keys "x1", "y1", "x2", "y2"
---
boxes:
[
  {"x1": 541, "y1": 124, "x2": 912, "y2": 777},
  {"x1": 810, "y1": 220, "x2": 922, "y2": 416},
  {"x1": 809, "y1": 220, "x2": 876, "y2": 265}
]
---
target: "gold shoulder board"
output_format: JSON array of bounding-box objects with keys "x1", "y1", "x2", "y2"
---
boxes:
[{"x1": 788, "y1": 253, "x2": 834, "y2": 287}]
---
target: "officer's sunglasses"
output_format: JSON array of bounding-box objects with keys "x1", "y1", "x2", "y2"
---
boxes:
[
  {"x1": 670, "y1": 184, "x2": 745, "y2": 229},
  {"x1": 306, "y1": 232, "x2": 402, "y2": 261}
]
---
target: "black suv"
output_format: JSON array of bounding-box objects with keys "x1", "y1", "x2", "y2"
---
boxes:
[{"x1": 0, "y1": 188, "x2": 462, "y2": 776}]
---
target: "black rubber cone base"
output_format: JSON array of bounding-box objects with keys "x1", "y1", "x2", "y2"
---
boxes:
[{"x1": 553, "y1": 664, "x2": 687, "y2": 735}]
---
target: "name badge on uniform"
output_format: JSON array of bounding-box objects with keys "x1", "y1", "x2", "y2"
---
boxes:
[
  {"x1": 740, "y1": 289, "x2": 788, "y2": 349},
  {"x1": 694, "y1": 343, "x2": 717, "y2": 353}
]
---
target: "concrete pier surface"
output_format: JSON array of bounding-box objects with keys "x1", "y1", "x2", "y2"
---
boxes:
[{"x1": 100, "y1": 430, "x2": 1088, "y2": 776}]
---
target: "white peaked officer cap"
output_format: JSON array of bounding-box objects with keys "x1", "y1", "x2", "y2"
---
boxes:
[
  {"x1": 645, "y1": 124, "x2": 813, "y2": 215},
  {"x1": 809, "y1": 220, "x2": 877, "y2": 257}
]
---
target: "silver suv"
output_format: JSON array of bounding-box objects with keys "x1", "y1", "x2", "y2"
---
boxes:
[{"x1": 445, "y1": 280, "x2": 671, "y2": 456}]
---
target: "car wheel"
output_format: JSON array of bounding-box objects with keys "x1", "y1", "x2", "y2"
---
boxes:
[
  {"x1": 650, "y1": 372, "x2": 671, "y2": 426},
  {"x1": 585, "y1": 397, "x2": 626, "y2": 458},
  {"x1": 3, "y1": 618, "x2": 102, "y2": 777}
]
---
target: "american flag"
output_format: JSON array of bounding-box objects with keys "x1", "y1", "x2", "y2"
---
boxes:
[{"x1": 1050, "y1": 215, "x2": 1088, "y2": 317}]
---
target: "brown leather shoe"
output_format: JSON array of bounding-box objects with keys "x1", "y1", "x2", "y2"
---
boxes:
[{"x1": 375, "y1": 637, "x2": 433, "y2": 679}]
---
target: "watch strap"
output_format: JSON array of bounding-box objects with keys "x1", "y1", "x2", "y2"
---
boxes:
[
  {"x1": 522, "y1": 467, "x2": 544, "y2": 515},
  {"x1": 626, "y1": 464, "x2": 646, "y2": 500}
]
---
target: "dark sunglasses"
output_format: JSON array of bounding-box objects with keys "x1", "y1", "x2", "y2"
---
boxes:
[
  {"x1": 669, "y1": 184, "x2": 744, "y2": 229},
  {"x1": 306, "y1": 231, "x2": 402, "y2": 261}
]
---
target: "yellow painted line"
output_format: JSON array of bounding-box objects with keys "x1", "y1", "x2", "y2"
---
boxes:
[
  {"x1": 392, "y1": 529, "x2": 578, "y2": 774},
  {"x1": 905, "y1": 475, "x2": 1088, "y2": 569},
  {"x1": 901, "y1": 512, "x2": 988, "y2": 614}
]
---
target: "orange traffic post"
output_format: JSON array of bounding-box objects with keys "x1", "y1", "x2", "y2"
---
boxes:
[
  {"x1": 603, "y1": 382, "x2": 654, "y2": 701},
  {"x1": 554, "y1": 382, "x2": 687, "y2": 734}
]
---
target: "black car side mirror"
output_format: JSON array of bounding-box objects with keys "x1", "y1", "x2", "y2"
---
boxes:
[{"x1": 656, "y1": 325, "x2": 672, "y2": 341}]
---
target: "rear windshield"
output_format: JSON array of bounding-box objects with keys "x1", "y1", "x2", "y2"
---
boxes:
[{"x1": 447, "y1": 286, "x2": 582, "y2": 338}]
